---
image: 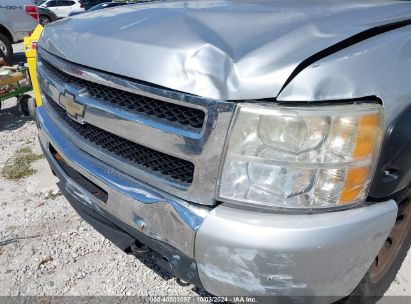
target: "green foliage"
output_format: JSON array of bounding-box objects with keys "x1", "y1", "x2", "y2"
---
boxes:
[{"x1": 1, "y1": 146, "x2": 43, "y2": 180}]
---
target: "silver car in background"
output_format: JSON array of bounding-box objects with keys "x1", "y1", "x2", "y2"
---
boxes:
[
  {"x1": 0, "y1": 0, "x2": 38, "y2": 59},
  {"x1": 36, "y1": 0, "x2": 411, "y2": 302}
]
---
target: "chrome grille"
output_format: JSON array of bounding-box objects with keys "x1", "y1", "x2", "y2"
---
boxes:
[
  {"x1": 40, "y1": 58, "x2": 205, "y2": 129},
  {"x1": 47, "y1": 97, "x2": 195, "y2": 184},
  {"x1": 37, "y1": 48, "x2": 236, "y2": 205}
]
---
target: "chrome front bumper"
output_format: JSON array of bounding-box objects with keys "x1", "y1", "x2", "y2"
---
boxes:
[
  {"x1": 36, "y1": 105, "x2": 210, "y2": 259},
  {"x1": 37, "y1": 105, "x2": 398, "y2": 300}
]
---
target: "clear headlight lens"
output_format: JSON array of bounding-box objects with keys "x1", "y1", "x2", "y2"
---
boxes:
[{"x1": 218, "y1": 103, "x2": 383, "y2": 210}]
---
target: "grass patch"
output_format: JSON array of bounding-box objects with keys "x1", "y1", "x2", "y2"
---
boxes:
[{"x1": 1, "y1": 146, "x2": 43, "y2": 180}]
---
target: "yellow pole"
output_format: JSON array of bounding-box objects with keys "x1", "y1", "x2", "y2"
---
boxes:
[{"x1": 24, "y1": 24, "x2": 44, "y2": 106}]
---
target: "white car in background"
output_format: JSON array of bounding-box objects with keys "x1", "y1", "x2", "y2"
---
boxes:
[{"x1": 37, "y1": 0, "x2": 84, "y2": 18}]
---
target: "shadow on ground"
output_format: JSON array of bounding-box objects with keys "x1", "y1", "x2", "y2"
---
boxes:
[{"x1": 0, "y1": 102, "x2": 31, "y2": 132}]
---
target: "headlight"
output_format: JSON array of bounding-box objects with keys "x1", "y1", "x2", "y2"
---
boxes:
[{"x1": 218, "y1": 103, "x2": 383, "y2": 210}]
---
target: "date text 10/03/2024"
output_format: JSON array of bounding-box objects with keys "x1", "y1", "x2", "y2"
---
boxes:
[{"x1": 149, "y1": 297, "x2": 257, "y2": 303}]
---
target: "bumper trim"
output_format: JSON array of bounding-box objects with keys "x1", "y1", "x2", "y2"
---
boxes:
[{"x1": 36, "y1": 105, "x2": 210, "y2": 258}]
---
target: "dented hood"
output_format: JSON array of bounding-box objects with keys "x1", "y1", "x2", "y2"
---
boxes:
[{"x1": 39, "y1": 0, "x2": 411, "y2": 100}]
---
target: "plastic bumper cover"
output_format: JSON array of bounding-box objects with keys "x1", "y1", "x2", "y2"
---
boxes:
[{"x1": 196, "y1": 201, "x2": 397, "y2": 300}]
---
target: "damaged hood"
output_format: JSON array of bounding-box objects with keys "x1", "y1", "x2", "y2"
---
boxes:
[{"x1": 40, "y1": 0, "x2": 411, "y2": 100}]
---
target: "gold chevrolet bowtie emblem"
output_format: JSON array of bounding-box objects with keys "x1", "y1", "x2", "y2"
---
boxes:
[{"x1": 59, "y1": 92, "x2": 85, "y2": 120}]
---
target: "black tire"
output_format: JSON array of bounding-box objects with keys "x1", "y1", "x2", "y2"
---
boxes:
[
  {"x1": 341, "y1": 198, "x2": 411, "y2": 304},
  {"x1": 39, "y1": 15, "x2": 52, "y2": 26},
  {"x1": 0, "y1": 32, "x2": 13, "y2": 61},
  {"x1": 18, "y1": 94, "x2": 32, "y2": 116}
]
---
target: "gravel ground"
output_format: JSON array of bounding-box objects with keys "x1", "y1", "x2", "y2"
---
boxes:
[{"x1": 0, "y1": 44, "x2": 410, "y2": 300}]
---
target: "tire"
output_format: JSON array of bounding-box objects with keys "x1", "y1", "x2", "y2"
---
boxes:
[
  {"x1": 0, "y1": 32, "x2": 13, "y2": 61},
  {"x1": 39, "y1": 15, "x2": 52, "y2": 26},
  {"x1": 341, "y1": 196, "x2": 411, "y2": 304},
  {"x1": 18, "y1": 94, "x2": 32, "y2": 116}
]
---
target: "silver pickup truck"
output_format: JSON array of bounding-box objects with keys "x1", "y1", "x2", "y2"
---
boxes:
[
  {"x1": 0, "y1": 0, "x2": 38, "y2": 59},
  {"x1": 35, "y1": 0, "x2": 411, "y2": 302}
]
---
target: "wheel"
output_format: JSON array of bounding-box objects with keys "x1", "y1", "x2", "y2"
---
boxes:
[
  {"x1": 342, "y1": 193, "x2": 411, "y2": 303},
  {"x1": 0, "y1": 33, "x2": 13, "y2": 61},
  {"x1": 18, "y1": 94, "x2": 34, "y2": 117},
  {"x1": 39, "y1": 15, "x2": 52, "y2": 26}
]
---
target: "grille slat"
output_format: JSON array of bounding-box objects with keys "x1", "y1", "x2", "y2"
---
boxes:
[
  {"x1": 40, "y1": 58, "x2": 205, "y2": 129},
  {"x1": 47, "y1": 97, "x2": 194, "y2": 184}
]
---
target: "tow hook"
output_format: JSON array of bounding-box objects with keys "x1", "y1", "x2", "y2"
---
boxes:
[{"x1": 130, "y1": 240, "x2": 151, "y2": 257}]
